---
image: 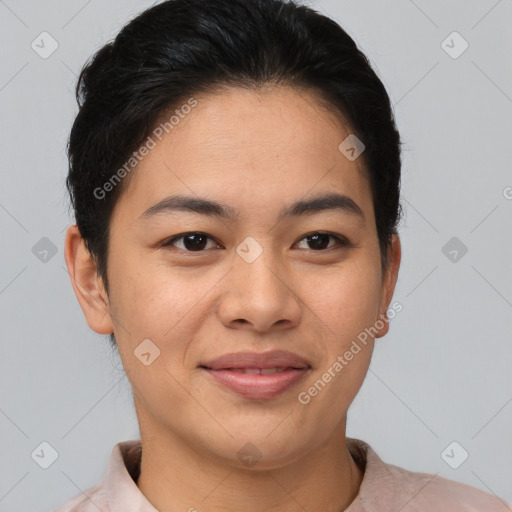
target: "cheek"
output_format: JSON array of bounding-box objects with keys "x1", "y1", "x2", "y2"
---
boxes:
[
  {"x1": 304, "y1": 258, "x2": 383, "y2": 335},
  {"x1": 298, "y1": 265, "x2": 381, "y2": 420},
  {"x1": 108, "y1": 252, "x2": 195, "y2": 337},
  {"x1": 108, "y1": 268, "x2": 198, "y2": 410}
]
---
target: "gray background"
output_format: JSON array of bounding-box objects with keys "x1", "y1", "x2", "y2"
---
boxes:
[{"x1": 0, "y1": 0, "x2": 511, "y2": 510}]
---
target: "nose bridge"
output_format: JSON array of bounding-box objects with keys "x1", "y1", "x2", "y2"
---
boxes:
[
  {"x1": 218, "y1": 237, "x2": 301, "y2": 331},
  {"x1": 234, "y1": 238, "x2": 289, "y2": 301}
]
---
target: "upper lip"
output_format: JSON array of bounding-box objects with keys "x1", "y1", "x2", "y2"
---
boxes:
[{"x1": 200, "y1": 349, "x2": 311, "y2": 370}]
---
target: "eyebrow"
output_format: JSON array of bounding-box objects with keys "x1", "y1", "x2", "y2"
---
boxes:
[{"x1": 138, "y1": 192, "x2": 365, "y2": 223}]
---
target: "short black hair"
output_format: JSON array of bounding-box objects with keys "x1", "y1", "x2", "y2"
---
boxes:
[{"x1": 66, "y1": 0, "x2": 402, "y2": 346}]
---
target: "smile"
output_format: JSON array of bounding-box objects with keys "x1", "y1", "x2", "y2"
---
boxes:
[{"x1": 201, "y1": 366, "x2": 310, "y2": 399}]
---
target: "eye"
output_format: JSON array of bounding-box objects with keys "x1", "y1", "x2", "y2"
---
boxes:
[
  {"x1": 294, "y1": 232, "x2": 349, "y2": 251},
  {"x1": 161, "y1": 232, "x2": 221, "y2": 252},
  {"x1": 161, "y1": 231, "x2": 349, "y2": 253}
]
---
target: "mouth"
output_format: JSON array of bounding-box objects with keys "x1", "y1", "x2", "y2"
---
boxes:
[
  {"x1": 201, "y1": 366, "x2": 300, "y2": 374},
  {"x1": 200, "y1": 349, "x2": 311, "y2": 371},
  {"x1": 199, "y1": 350, "x2": 311, "y2": 399}
]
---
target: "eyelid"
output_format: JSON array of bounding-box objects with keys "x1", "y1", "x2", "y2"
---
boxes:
[
  {"x1": 161, "y1": 231, "x2": 350, "y2": 252},
  {"x1": 161, "y1": 232, "x2": 221, "y2": 250},
  {"x1": 295, "y1": 231, "x2": 350, "y2": 249}
]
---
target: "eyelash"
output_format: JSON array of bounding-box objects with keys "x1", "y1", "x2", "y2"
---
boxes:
[{"x1": 160, "y1": 231, "x2": 350, "y2": 253}]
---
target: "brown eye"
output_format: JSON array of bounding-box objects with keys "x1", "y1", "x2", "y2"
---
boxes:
[
  {"x1": 295, "y1": 232, "x2": 349, "y2": 251},
  {"x1": 162, "y1": 232, "x2": 220, "y2": 252}
]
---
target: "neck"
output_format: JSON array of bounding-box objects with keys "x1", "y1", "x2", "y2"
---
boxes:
[{"x1": 136, "y1": 421, "x2": 363, "y2": 512}]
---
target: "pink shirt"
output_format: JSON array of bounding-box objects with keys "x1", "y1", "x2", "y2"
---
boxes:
[{"x1": 54, "y1": 438, "x2": 511, "y2": 511}]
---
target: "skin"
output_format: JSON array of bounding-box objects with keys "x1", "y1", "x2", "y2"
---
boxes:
[{"x1": 65, "y1": 85, "x2": 401, "y2": 512}]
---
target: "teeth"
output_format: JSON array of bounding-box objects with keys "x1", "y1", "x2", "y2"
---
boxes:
[
  {"x1": 260, "y1": 367, "x2": 288, "y2": 374},
  {"x1": 225, "y1": 367, "x2": 289, "y2": 374},
  {"x1": 243, "y1": 368, "x2": 261, "y2": 375}
]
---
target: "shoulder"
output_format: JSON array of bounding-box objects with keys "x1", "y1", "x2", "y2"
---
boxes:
[
  {"x1": 53, "y1": 484, "x2": 107, "y2": 512},
  {"x1": 53, "y1": 439, "x2": 142, "y2": 512},
  {"x1": 387, "y1": 462, "x2": 511, "y2": 510},
  {"x1": 348, "y1": 438, "x2": 511, "y2": 511}
]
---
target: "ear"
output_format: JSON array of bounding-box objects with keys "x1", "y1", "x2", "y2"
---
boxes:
[
  {"x1": 64, "y1": 224, "x2": 114, "y2": 334},
  {"x1": 375, "y1": 234, "x2": 401, "y2": 339}
]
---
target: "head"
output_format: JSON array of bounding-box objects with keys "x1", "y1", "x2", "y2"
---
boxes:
[{"x1": 65, "y1": 0, "x2": 402, "y2": 467}]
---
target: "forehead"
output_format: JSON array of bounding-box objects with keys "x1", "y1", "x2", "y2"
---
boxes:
[{"x1": 113, "y1": 85, "x2": 372, "y2": 223}]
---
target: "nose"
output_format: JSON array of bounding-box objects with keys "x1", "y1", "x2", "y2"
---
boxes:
[{"x1": 216, "y1": 247, "x2": 302, "y2": 333}]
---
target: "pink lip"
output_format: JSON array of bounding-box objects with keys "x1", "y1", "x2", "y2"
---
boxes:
[
  {"x1": 200, "y1": 349, "x2": 311, "y2": 370},
  {"x1": 199, "y1": 350, "x2": 311, "y2": 400},
  {"x1": 202, "y1": 367, "x2": 310, "y2": 399}
]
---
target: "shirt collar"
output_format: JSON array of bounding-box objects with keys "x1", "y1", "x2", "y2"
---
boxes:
[
  {"x1": 346, "y1": 437, "x2": 396, "y2": 511},
  {"x1": 102, "y1": 437, "x2": 396, "y2": 512},
  {"x1": 105, "y1": 440, "x2": 157, "y2": 511}
]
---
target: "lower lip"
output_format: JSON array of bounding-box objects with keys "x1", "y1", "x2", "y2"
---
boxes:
[{"x1": 202, "y1": 367, "x2": 310, "y2": 399}]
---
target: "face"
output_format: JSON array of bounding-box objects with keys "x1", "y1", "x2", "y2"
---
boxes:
[{"x1": 67, "y1": 85, "x2": 400, "y2": 469}]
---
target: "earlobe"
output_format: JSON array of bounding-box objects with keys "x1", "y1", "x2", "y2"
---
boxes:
[
  {"x1": 64, "y1": 224, "x2": 114, "y2": 335},
  {"x1": 375, "y1": 234, "x2": 401, "y2": 339}
]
